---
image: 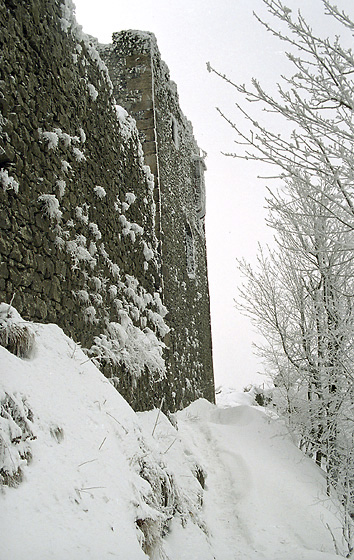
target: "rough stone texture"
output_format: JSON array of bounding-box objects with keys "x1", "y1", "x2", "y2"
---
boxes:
[
  {"x1": 100, "y1": 31, "x2": 215, "y2": 409},
  {"x1": 0, "y1": 1, "x2": 214, "y2": 411}
]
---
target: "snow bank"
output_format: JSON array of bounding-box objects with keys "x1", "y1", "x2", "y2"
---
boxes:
[{"x1": 0, "y1": 307, "x2": 346, "y2": 559}]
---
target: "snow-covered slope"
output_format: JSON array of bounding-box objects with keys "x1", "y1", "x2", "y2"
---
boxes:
[{"x1": 0, "y1": 306, "x2": 345, "y2": 559}]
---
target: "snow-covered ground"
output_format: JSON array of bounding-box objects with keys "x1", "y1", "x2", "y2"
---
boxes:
[{"x1": 0, "y1": 305, "x2": 346, "y2": 559}]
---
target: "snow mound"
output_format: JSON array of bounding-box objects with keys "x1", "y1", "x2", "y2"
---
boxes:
[
  {"x1": 0, "y1": 308, "x2": 346, "y2": 559},
  {"x1": 210, "y1": 403, "x2": 265, "y2": 426}
]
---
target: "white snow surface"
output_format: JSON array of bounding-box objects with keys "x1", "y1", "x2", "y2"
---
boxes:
[{"x1": 0, "y1": 308, "x2": 345, "y2": 559}]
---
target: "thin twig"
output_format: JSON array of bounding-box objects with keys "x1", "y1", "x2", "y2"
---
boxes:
[
  {"x1": 99, "y1": 436, "x2": 107, "y2": 450},
  {"x1": 6, "y1": 293, "x2": 16, "y2": 318},
  {"x1": 80, "y1": 356, "x2": 99, "y2": 365},
  {"x1": 163, "y1": 437, "x2": 177, "y2": 454},
  {"x1": 77, "y1": 458, "x2": 98, "y2": 468},
  {"x1": 106, "y1": 411, "x2": 128, "y2": 434},
  {"x1": 71, "y1": 343, "x2": 78, "y2": 359},
  {"x1": 78, "y1": 486, "x2": 106, "y2": 494},
  {"x1": 326, "y1": 523, "x2": 340, "y2": 556},
  {"x1": 152, "y1": 396, "x2": 165, "y2": 437}
]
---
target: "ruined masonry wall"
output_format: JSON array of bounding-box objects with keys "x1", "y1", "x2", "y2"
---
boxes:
[
  {"x1": 0, "y1": 0, "x2": 168, "y2": 410},
  {"x1": 0, "y1": 1, "x2": 215, "y2": 412},
  {"x1": 99, "y1": 31, "x2": 215, "y2": 410}
]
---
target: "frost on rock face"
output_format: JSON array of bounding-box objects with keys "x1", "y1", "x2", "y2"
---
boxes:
[
  {"x1": 39, "y1": 127, "x2": 84, "y2": 158},
  {"x1": 61, "y1": 160, "x2": 72, "y2": 174},
  {"x1": 142, "y1": 165, "x2": 155, "y2": 195},
  {"x1": 29, "y1": 33, "x2": 166, "y2": 386},
  {"x1": 72, "y1": 147, "x2": 86, "y2": 162},
  {"x1": 0, "y1": 169, "x2": 19, "y2": 194},
  {"x1": 88, "y1": 222, "x2": 102, "y2": 240},
  {"x1": 91, "y1": 315, "x2": 166, "y2": 381},
  {"x1": 38, "y1": 129, "x2": 59, "y2": 150},
  {"x1": 79, "y1": 127, "x2": 86, "y2": 143},
  {"x1": 60, "y1": 0, "x2": 113, "y2": 94},
  {"x1": 56, "y1": 179, "x2": 66, "y2": 198},
  {"x1": 66, "y1": 235, "x2": 97, "y2": 270},
  {"x1": 87, "y1": 83, "x2": 98, "y2": 101},
  {"x1": 84, "y1": 305, "x2": 97, "y2": 324},
  {"x1": 114, "y1": 105, "x2": 139, "y2": 141},
  {"x1": 38, "y1": 194, "x2": 62, "y2": 223},
  {"x1": 119, "y1": 214, "x2": 144, "y2": 244},
  {"x1": 74, "y1": 289, "x2": 90, "y2": 304},
  {"x1": 0, "y1": 305, "x2": 36, "y2": 487},
  {"x1": 75, "y1": 206, "x2": 89, "y2": 225},
  {"x1": 94, "y1": 185, "x2": 106, "y2": 199},
  {"x1": 142, "y1": 241, "x2": 154, "y2": 262},
  {"x1": 125, "y1": 192, "x2": 136, "y2": 206}
]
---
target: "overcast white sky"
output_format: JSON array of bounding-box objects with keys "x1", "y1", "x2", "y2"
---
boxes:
[{"x1": 73, "y1": 0, "x2": 353, "y2": 390}]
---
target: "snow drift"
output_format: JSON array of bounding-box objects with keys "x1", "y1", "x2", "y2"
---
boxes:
[{"x1": 0, "y1": 304, "x2": 346, "y2": 559}]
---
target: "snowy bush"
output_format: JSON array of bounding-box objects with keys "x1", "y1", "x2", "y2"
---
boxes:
[
  {"x1": 83, "y1": 306, "x2": 97, "y2": 324},
  {"x1": 61, "y1": 160, "x2": 72, "y2": 174},
  {"x1": 108, "y1": 285, "x2": 118, "y2": 299},
  {"x1": 90, "y1": 277, "x2": 102, "y2": 292},
  {"x1": 88, "y1": 222, "x2": 102, "y2": 240},
  {"x1": 114, "y1": 105, "x2": 138, "y2": 140},
  {"x1": 78, "y1": 128, "x2": 86, "y2": 144},
  {"x1": 56, "y1": 179, "x2": 66, "y2": 198},
  {"x1": 38, "y1": 194, "x2": 62, "y2": 223},
  {"x1": 132, "y1": 444, "x2": 205, "y2": 558},
  {"x1": 130, "y1": 223, "x2": 144, "y2": 236},
  {"x1": 74, "y1": 290, "x2": 90, "y2": 304},
  {"x1": 72, "y1": 147, "x2": 86, "y2": 162},
  {"x1": 142, "y1": 165, "x2": 155, "y2": 192},
  {"x1": 93, "y1": 185, "x2": 106, "y2": 199},
  {"x1": 125, "y1": 192, "x2": 136, "y2": 206},
  {"x1": 54, "y1": 128, "x2": 75, "y2": 147},
  {"x1": 0, "y1": 169, "x2": 19, "y2": 194},
  {"x1": 90, "y1": 315, "x2": 166, "y2": 380},
  {"x1": 147, "y1": 310, "x2": 170, "y2": 338},
  {"x1": 39, "y1": 129, "x2": 59, "y2": 150},
  {"x1": 88, "y1": 241, "x2": 97, "y2": 256},
  {"x1": 75, "y1": 205, "x2": 89, "y2": 224},
  {"x1": 0, "y1": 303, "x2": 35, "y2": 359},
  {"x1": 0, "y1": 391, "x2": 35, "y2": 487},
  {"x1": 66, "y1": 235, "x2": 97, "y2": 269}
]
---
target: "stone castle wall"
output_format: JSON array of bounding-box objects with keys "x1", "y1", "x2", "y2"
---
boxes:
[
  {"x1": 100, "y1": 31, "x2": 214, "y2": 409},
  {"x1": 0, "y1": 0, "x2": 214, "y2": 411}
]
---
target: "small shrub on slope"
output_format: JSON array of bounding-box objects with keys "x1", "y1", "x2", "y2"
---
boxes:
[
  {"x1": 0, "y1": 303, "x2": 35, "y2": 359},
  {"x1": 0, "y1": 392, "x2": 35, "y2": 487}
]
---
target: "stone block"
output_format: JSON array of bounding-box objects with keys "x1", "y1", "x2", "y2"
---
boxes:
[
  {"x1": 0, "y1": 214, "x2": 11, "y2": 230},
  {"x1": 10, "y1": 243, "x2": 23, "y2": 263},
  {"x1": 142, "y1": 141, "x2": 157, "y2": 156},
  {"x1": 35, "y1": 297, "x2": 48, "y2": 320},
  {"x1": 0, "y1": 262, "x2": 9, "y2": 279},
  {"x1": 0, "y1": 237, "x2": 12, "y2": 256},
  {"x1": 49, "y1": 276, "x2": 61, "y2": 303},
  {"x1": 0, "y1": 9, "x2": 214, "y2": 412}
]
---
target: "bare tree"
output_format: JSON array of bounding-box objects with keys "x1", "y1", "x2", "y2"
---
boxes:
[
  {"x1": 208, "y1": 0, "x2": 354, "y2": 231},
  {"x1": 208, "y1": 1, "x2": 354, "y2": 554}
]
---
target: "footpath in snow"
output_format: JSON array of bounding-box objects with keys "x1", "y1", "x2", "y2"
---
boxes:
[{"x1": 0, "y1": 304, "x2": 345, "y2": 559}]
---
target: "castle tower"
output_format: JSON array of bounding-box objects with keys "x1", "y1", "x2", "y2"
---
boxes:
[{"x1": 100, "y1": 32, "x2": 215, "y2": 409}]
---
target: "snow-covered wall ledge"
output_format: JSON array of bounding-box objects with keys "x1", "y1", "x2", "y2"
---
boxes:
[{"x1": 0, "y1": 0, "x2": 171, "y2": 411}]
